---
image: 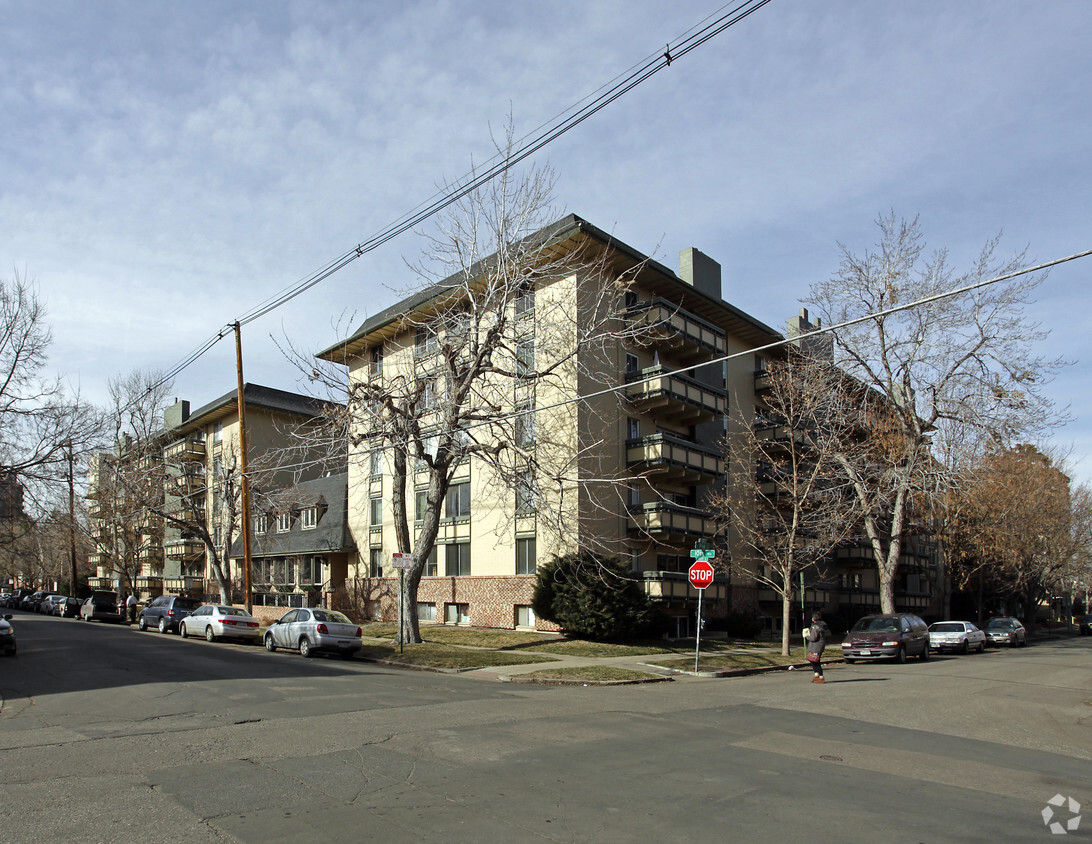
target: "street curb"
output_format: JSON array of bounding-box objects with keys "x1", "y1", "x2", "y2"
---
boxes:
[
  {"x1": 497, "y1": 674, "x2": 673, "y2": 686},
  {"x1": 642, "y1": 657, "x2": 846, "y2": 679}
]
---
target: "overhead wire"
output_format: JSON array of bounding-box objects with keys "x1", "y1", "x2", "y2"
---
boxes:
[{"x1": 145, "y1": 0, "x2": 773, "y2": 395}]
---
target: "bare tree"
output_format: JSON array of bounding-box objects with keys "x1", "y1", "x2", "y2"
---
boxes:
[
  {"x1": 309, "y1": 143, "x2": 647, "y2": 643},
  {"x1": 805, "y1": 214, "x2": 1064, "y2": 612},
  {"x1": 715, "y1": 350, "x2": 861, "y2": 654}
]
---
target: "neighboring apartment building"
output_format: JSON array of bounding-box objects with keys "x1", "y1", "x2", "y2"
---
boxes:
[
  {"x1": 746, "y1": 309, "x2": 943, "y2": 637},
  {"x1": 88, "y1": 384, "x2": 337, "y2": 601},
  {"x1": 318, "y1": 214, "x2": 784, "y2": 635}
]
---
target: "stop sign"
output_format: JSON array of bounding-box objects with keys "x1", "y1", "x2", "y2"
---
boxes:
[{"x1": 688, "y1": 559, "x2": 714, "y2": 589}]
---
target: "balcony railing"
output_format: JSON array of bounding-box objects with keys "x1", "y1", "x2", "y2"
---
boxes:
[
  {"x1": 626, "y1": 433, "x2": 725, "y2": 484},
  {"x1": 628, "y1": 299, "x2": 727, "y2": 363},
  {"x1": 165, "y1": 473, "x2": 207, "y2": 498},
  {"x1": 163, "y1": 539, "x2": 205, "y2": 561},
  {"x1": 164, "y1": 438, "x2": 206, "y2": 463},
  {"x1": 625, "y1": 366, "x2": 726, "y2": 425},
  {"x1": 137, "y1": 543, "x2": 164, "y2": 563},
  {"x1": 628, "y1": 501, "x2": 717, "y2": 539},
  {"x1": 642, "y1": 570, "x2": 729, "y2": 602}
]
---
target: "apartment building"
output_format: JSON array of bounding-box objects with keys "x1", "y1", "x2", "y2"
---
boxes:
[
  {"x1": 88, "y1": 384, "x2": 337, "y2": 601},
  {"x1": 319, "y1": 214, "x2": 784, "y2": 635}
]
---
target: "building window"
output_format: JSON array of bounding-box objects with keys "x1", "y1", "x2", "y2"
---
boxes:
[
  {"x1": 515, "y1": 605, "x2": 536, "y2": 628},
  {"x1": 445, "y1": 543, "x2": 471, "y2": 576},
  {"x1": 445, "y1": 602, "x2": 469, "y2": 624},
  {"x1": 255, "y1": 514, "x2": 268, "y2": 534},
  {"x1": 213, "y1": 525, "x2": 222, "y2": 549},
  {"x1": 446, "y1": 482, "x2": 470, "y2": 519},
  {"x1": 213, "y1": 422, "x2": 223, "y2": 444},
  {"x1": 369, "y1": 448, "x2": 383, "y2": 477},
  {"x1": 414, "y1": 488, "x2": 428, "y2": 522},
  {"x1": 369, "y1": 496, "x2": 383, "y2": 527},
  {"x1": 516, "y1": 537, "x2": 536, "y2": 575},
  {"x1": 515, "y1": 403, "x2": 536, "y2": 448},
  {"x1": 276, "y1": 513, "x2": 292, "y2": 533},
  {"x1": 516, "y1": 475, "x2": 537, "y2": 515},
  {"x1": 369, "y1": 548, "x2": 384, "y2": 578},
  {"x1": 301, "y1": 556, "x2": 323, "y2": 586},
  {"x1": 625, "y1": 353, "x2": 640, "y2": 377},
  {"x1": 417, "y1": 602, "x2": 436, "y2": 622},
  {"x1": 423, "y1": 547, "x2": 437, "y2": 576},
  {"x1": 627, "y1": 417, "x2": 640, "y2": 440},
  {"x1": 416, "y1": 326, "x2": 438, "y2": 357},
  {"x1": 370, "y1": 346, "x2": 383, "y2": 375},
  {"x1": 515, "y1": 281, "x2": 535, "y2": 316},
  {"x1": 516, "y1": 338, "x2": 535, "y2": 378},
  {"x1": 418, "y1": 378, "x2": 436, "y2": 411},
  {"x1": 624, "y1": 289, "x2": 639, "y2": 310},
  {"x1": 627, "y1": 482, "x2": 641, "y2": 508},
  {"x1": 416, "y1": 434, "x2": 438, "y2": 470},
  {"x1": 301, "y1": 507, "x2": 317, "y2": 530}
]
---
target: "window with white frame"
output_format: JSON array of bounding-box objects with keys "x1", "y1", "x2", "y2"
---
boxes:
[
  {"x1": 255, "y1": 514, "x2": 268, "y2": 534},
  {"x1": 444, "y1": 602, "x2": 469, "y2": 624},
  {"x1": 627, "y1": 417, "x2": 641, "y2": 440},
  {"x1": 423, "y1": 547, "x2": 437, "y2": 576},
  {"x1": 625, "y1": 353, "x2": 640, "y2": 377},
  {"x1": 370, "y1": 345, "x2": 383, "y2": 375},
  {"x1": 515, "y1": 280, "x2": 535, "y2": 316},
  {"x1": 515, "y1": 402, "x2": 536, "y2": 448},
  {"x1": 417, "y1": 602, "x2": 436, "y2": 622},
  {"x1": 515, "y1": 605, "x2": 536, "y2": 628},
  {"x1": 516, "y1": 537, "x2": 536, "y2": 575},
  {"x1": 301, "y1": 507, "x2": 317, "y2": 530},
  {"x1": 415, "y1": 488, "x2": 428, "y2": 522},
  {"x1": 369, "y1": 548, "x2": 384, "y2": 578},
  {"x1": 516, "y1": 338, "x2": 535, "y2": 379},
  {"x1": 276, "y1": 512, "x2": 292, "y2": 533},
  {"x1": 515, "y1": 474, "x2": 537, "y2": 514},
  {"x1": 369, "y1": 496, "x2": 383, "y2": 527},
  {"x1": 416, "y1": 326, "x2": 438, "y2": 356},
  {"x1": 369, "y1": 448, "x2": 382, "y2": 477}
]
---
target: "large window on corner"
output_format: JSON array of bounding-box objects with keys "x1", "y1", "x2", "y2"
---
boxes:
[
  {"x1": 516, "y1": 537, "x2": 536, "y2": 575},
  {"x1": 446, "y1": 482, "x2": 470, "y2": 519}
]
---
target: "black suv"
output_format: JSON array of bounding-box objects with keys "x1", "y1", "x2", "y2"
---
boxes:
[
  {"x1": 841, "y1": 613, "x2": 931, "y2": 664},
  {"x1": 138, "y1": 595, "x2": 202, "y2": 634}
]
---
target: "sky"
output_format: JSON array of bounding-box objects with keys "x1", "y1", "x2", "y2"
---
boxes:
[{"x1": 2, "y1": 0, "x2": 1090, "y2": 482}]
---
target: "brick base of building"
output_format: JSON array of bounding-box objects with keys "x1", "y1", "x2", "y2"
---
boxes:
[{"x1": 343, "y1": 575, "x2": 561, "y2": 632}]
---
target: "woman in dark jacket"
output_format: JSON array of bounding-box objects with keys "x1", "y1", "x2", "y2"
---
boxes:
[{"x1": 806, "y1": 612, "x2": 831, "y2": 683}]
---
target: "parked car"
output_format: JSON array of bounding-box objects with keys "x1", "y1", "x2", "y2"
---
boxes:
[
  {"x1": 79, "y1": 591, "x2": 125, "y2": 623},
  {"x1": 180, "y1": 605, "x2": 261, "y2": 643},
  {"x1": 39, "y1": 594, "x2": 67, "y2": 615},
  {"x1": 841, "y1": 613, "x2": 931, "y2": 663},
  {"x1": 138, "y1": 595, "x2": 201, "y2": 634},
  {"x1": 57, "y1": 596, "x2": 82, "y2": 618},
  {"x1": 1078, "y1": 615, "x2": 1092, "y2": 636},
  {"x1": 0, "y1": 614, "x2": 15, "y2": 655},
  {"x1": 983, "y1": 616, "x2": 1027, "y2": 647},
  {"x1": 263, "y1": 608, "x2": 362, "y2": 658},
  {"x1": 7, "y1": 588, "x2": 34, "y2": 609},
  {"x1": 23, "y1": 591, "x2": 47, "y2": 612},
  {"x1": 928, "y1": 620, "x2": 986, "y2": 654}
]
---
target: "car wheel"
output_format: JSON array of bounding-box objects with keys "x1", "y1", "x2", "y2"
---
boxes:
[
  {"x1": 845, "y1": 658, "x2": 856, "y2": 665},
  {"x1": 265, "y1": 634, "x2": 276, "y2": 652},
  {"x1": 919, "y1": 643, "x2": 930, "y2": 661},
  {"x1": 137, "y1": 616, "x2": 147, "y2": 632},
  {"x1": 179, "y1": 622, "x2": 188, "y2": 638},
  {"x1": 959, "y1": 640, "x2": 969, "y2": 655},
  {"x1": 158, "y1": 617, "x2": 169, "y2": 634},
  {"x1": 977, "y1": 640, "x2": 985, "y2": 653},
  {"x1": 205, "y1": 626, "x2": 216, "y2": 643},
  {"x1": 1010, "y1": 637, "x2": 1018, "y2": 648},
  {"x1": 299, "y1": 637, "x2": 313, "y2": 658},
  {"x1": 896, "y1": 645, "x2": 907, "y2": 664}
]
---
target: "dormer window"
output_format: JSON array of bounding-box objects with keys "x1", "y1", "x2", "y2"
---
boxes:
[
  {"x1": 276, "y1": 513, "x2": 292, "y2": 533},
  {"x1": 301, "y1": 507, "x2": 317, "y2": 530},
  {"x1": 255, "y1": 515, "x2": 268, "y2": 534}
]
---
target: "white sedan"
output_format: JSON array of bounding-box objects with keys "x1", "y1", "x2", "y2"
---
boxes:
[
  {"x1": 927, "y1": 621, "x2": 986, "y2": 654},
  {"x1": 180, "y1": 605, "x2": 262, "y2": 643}
]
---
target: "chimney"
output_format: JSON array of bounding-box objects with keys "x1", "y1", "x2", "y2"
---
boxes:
[
  {"x1": 164, "y1": 399, "x2": 190, "y2": 430},
  {"x1": 679, "y1": 248, "x2": 722, "y2": 299}
]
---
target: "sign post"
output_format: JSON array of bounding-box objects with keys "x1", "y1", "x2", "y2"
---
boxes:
[
  {"x1": 689, "y1": 540, "x2": 715, "y2": 672},
  {"x1": 392, "y1": 553, "x2": 415, "y2": 654}
]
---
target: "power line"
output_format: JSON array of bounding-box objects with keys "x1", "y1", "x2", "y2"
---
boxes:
[{"x1": 148, "y1": 0, "x2": 773, "y2": 393}]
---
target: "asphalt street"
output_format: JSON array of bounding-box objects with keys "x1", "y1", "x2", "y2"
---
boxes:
[{"x1": 2, "y1": 612, "x2": 1089, "y2": 843}]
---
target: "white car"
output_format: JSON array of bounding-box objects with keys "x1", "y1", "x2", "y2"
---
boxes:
[
  {"x1": 179, "y1": 604, "x2": 261, "y2": 643},
  {"x1": 927, "y1": 621, "x2": 986, "y2": 654},
  {"x1": 264, "y1": 608, "x2": 362, "y2": 659}
]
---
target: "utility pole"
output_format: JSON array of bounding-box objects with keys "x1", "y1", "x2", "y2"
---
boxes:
[
  {"x1": 233, "y1": 322, "x2": 254, "y2": 614},
  {"x1": 66, "y1": 440, "x2": 77, "y2": 596}
]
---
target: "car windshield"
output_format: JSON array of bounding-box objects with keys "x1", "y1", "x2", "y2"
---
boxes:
[
  {"x1": 851, "y1": 617, "x2": 900, "y2": 633},
  {"x1": 173, "y1": 599, "x2": 200, "y2": 609},
  {"x1": 986, "y1": 619, "x2": 1014, "y2": 629},
  {"x1": 312, "y1": 610, "x2": 353, "y2": 625},
  {"x1": 219, "y1": 607, "x2": 251, "y2": 617},
  {"x1": 929, "y1": 622, "x2": 962, "y2": 632}
]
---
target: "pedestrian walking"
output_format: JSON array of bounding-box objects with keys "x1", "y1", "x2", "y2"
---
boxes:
[
  {"x1": 126, "y1": 592, "x2": 137, "y2": 624},
  {"x1": 806, "y1": 612, "x2": 831, "y2": 683}
]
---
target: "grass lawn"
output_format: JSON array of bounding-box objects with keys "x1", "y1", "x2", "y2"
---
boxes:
[
  {"x1": 648, "y1": 649, "x2": 834, "y2": 672},
  {"x1": 358, "y1": 641, "x2": 560, "y2": 670}
]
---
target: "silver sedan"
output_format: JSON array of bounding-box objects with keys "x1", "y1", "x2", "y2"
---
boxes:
[
  {"x1": 928, "y1": 621, "x2": 986, "y2": 654},
  {"x1": 180, "y1": 605, "x2": 261, "y2": 643},
  {"x1": 263, "y1": 608, "x2": 362, "y2": 659}
]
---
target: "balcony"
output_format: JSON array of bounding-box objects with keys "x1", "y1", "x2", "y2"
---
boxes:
[
  {"x1": 88, "y1": 552, "x2": 108, "y2": 567},
  {"x1": 138, "y1": 543, "x2": 164, "y2": 564},
  {"x1": 135, "y1": 575, "x2": 163, "y2": 592},
  {"x1": 628, "y1": 501, "x2": 717, "y2": 540},
  {"x1": 164, "y1": 539, "x2": 205, "y2": 561},
  {"x1": 164, "y1": 438, "x2": 206, "y2": 463},
  {"x1": 642, "y1": 570, "x2": 729, "y2": 602},
  {"x1": 628, "y1": 299, "x2": 727, "y2": 364},
  {"x1": 626, "y1": 433, "x2": 725, "y2": 485},
  {"x1": 165, "y1": 473, "x2": 206, "y2": 498},
  {"x1": 625, "y1": 366, "x2": 726, "y2": 425}
]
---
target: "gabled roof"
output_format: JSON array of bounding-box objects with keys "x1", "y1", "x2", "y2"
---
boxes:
[
  {"x1": 317, "y1": 213, "x2": 782, "y2": 363},
  {"x1": 230, "y1": 472, "x2": 355, "y2": 559},
  {"x1": 170, "y1": 384, "x2": 331, "y2": 437}
]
